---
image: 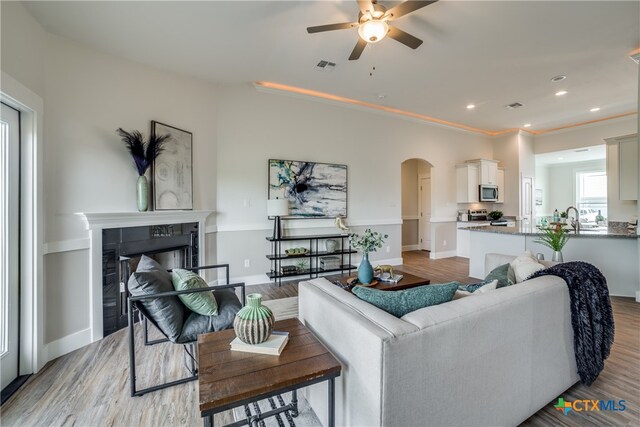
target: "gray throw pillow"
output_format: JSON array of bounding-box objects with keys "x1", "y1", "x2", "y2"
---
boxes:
[
  {"x1": 485, "y1": 263, "x2": 512, "y2": 288},
  {"x1": 128, "y1": 255, "x2": 186, "y2": 342},
  {"x1": 352, "y1": 283, "x2": 458, "y2": 317}
]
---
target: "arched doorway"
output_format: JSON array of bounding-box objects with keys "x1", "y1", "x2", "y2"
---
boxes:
[{"x1": 401, "y1": 159, "x2": 433, "y2": 254}]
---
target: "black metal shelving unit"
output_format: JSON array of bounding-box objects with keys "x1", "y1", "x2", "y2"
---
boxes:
[{"x1": 266, "y1": 233, "x2": 356, "y2": 286}]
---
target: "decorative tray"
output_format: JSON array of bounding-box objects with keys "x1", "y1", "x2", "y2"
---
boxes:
[{"x1": 285, "y1": 247, "x2": 308, "y2": 256}]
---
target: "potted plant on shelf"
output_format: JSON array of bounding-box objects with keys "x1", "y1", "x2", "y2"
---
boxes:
[
  {"x1": 117, "y1": 128, "x2": 170, "y2": 212},
  {"x1": 534, "y1": 226, "x2": 570, "y2": 262},
  {"x1": 349, "y1": 229, "x2": 388, "y2": 285}
]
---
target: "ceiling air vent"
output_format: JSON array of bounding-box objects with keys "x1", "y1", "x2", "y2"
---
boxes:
[
  {"x1": 505, "y1": 102, "x2": 524, "y2": 110},
  {"x1": 314, "y1": 60, "x2": 336, "y2": 72}
]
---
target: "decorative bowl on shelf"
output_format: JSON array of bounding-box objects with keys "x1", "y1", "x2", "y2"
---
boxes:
[{"x1": 285, "y1": 247, "x2": 308, "y2": 256}]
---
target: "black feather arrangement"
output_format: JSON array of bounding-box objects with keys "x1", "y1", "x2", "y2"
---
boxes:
[{"x1": 117, "y1": 128, "x2": 170, "y2": 176}]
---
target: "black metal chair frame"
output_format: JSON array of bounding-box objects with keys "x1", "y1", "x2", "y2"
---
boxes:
[{"x1": 128, "y1": 263, "x2": 245, "y2": 397}]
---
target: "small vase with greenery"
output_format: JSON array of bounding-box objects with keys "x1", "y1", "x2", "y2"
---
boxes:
[
  {"x1": 559, "y1": 211, "x2": 568, "y2": 224},
  {"x1": 535, "y1": 227, "x2": 569, "y2": 262},
  {"x1": 117, "y1": 128, "x2": 170, "y2": 212},
  {"x1": 349, "y1": 229, "x2": 388, "y2": 284}
]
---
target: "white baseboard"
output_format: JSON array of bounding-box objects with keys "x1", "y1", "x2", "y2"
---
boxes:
[
  {"x1": 45, "y1": 328, "x2": 92, "y2": 361},
  {"x1": 402, "y1": 245, "x2": 420, "y2": 251},
  {"x1": 429, "y1": 250, "x2": 457, "y2": 259}
]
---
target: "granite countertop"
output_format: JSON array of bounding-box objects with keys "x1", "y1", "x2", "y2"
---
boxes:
[{"x1": 467, "y1": 221, "x2": 639, "y2": 239}]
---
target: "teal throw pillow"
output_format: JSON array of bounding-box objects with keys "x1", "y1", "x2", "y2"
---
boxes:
[
  {"x1": 171, "y1": 269, "x2": 218, "y2": 316},
  {"x1": 485, "y1": 263, "x2": 512, "y2": 288},
  {"x1": 352, "y1": 283, "x2": 458, "y2": 317}
]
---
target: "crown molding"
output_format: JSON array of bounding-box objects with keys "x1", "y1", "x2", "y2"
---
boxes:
[{"x1": 254, "y1": 81, "x2": 637, "y2": 138}]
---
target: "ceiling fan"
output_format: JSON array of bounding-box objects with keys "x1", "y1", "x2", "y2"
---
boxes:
[{"x1": 306, "y1": 0, "x2": 438, "y2": 60}]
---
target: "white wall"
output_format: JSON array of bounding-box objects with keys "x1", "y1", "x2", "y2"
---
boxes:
[
  {"x1": 534, "y1": 116, "x2": 637, "y2": 154},
  {"x1": 216, "y1": 84, "x2": 493, "y2": 275},
  {"x1": 2, "y1": 3, "x2": 220, "y2": 348},
  {"x1": 0, "y1": 1, "x2": 46, "y2": 97},
  {"x1": 492, "y1": 132, "x2": 520, "y2": 216}
]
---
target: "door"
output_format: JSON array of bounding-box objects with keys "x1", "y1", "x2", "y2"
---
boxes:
[
  {"x1": 1, "y1": 102, "x2": 20, "y2": 391},
  {"x1": 419, "y1": 177, "x2": 431, "y2": 250},
  {"x1": 521, "y1": 176, "x2": 534, "y2": 226}
]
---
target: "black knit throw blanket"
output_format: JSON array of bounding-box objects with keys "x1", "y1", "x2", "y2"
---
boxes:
[{"x1": 528, "y1": 261, "x2": 614, "y2": 386}]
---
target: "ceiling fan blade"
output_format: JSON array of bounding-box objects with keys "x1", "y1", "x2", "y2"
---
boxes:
[
  {"x1": 385, "y1": 0, "x2": 438, "y2": 20},
  {"x1": 387, "y1": 26, "x2": 423, "y2": 49},
  {"x1": 357, "y1": 0, "x2": 375, "y2": 15},
  {"x1": 349, "y1": 38, "x2": 367, "y2": 60},
  {"x1": 307, "y1": 22, "x2": 358, "y2": 34}
]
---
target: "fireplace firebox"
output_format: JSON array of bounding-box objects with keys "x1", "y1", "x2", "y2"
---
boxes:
[{"x1": 102, "y1": 222, "x2": 198, "y2": 336}]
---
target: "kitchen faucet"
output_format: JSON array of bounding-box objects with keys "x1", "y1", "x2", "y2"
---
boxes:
[{"x1": 566, "y1": 206, "x2": 580, "y2": 234}]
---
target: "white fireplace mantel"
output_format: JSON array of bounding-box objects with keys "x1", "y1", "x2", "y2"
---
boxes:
[
  {"x1": 76, "y1": 210, "x2": 214, "y2": 230},
  {"x1": 76, "y1": 210, "x2": 214, "y2": 343}
]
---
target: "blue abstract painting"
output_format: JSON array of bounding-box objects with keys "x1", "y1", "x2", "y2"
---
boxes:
[{"x1": 268, "y1": 159, "x2": 347, "y2": 218}]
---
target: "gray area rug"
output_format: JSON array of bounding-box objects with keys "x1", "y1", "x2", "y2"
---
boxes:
[
  {"x1": 232, "y1": 393, "x2": 321, "y2": 427},
  {"x1": 263, "y1": 297, "x2": 298, "y2": 321}
]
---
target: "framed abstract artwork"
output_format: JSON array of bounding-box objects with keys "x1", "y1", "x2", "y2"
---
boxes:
[
  {"x1": 151, "y1": 121, "x2": 193, "y2": 210},
  {"x1": 268, "y1": 159, "x2": 347, "y2": 218}
]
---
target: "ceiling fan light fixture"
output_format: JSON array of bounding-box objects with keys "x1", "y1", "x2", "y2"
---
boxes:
[{"x1": 358, "y1": 19, "x2": 389, "y2": 43}]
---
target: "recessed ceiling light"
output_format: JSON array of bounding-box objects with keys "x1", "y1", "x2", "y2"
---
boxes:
[
  {"x1": 466, "y1": 104, "x2": 475, "y2": 109},
  {"x1": 378, "y1": 93, "x2": 387, "y2": 99},
  {"x1": 550, "y1": 75, "x2": 567, "y2": 82},
  {"x1": 590, "y1": 107, "x2": 601, "y2": 112},
  {"x1": 523, "y1": 123, "x2": 531, "y2": 128},
  {"x1": 555, "y1": 90, "x2": 568, "y2": 96},
  {"x1": 558, "y1": 157, "x2": 564, "y2": 160}
]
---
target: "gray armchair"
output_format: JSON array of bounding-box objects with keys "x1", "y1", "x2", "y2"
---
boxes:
[{"x1": 127, "y1": 255, "x2": 245, "y2": 397}]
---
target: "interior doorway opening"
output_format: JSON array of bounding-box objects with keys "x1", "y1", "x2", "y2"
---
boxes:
[{"x1": 401, "y1": 159, "x2": 433, "y2": 253}]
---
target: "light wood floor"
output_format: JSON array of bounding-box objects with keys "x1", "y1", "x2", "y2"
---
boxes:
[{"x1": 2, "y1": 252, "x2": 638, "y2": 426}]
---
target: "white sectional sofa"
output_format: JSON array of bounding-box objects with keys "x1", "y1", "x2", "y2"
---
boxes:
[{"x1": 299, "y1": 254, "x2": 579, "y2": 427}]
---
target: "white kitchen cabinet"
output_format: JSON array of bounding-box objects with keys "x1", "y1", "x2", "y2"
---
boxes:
[
  {"x1": 456, "y1": 163, "x2": 479, "y2": 203},
  {"x1": 496, "y1": 168, "x2": 505, "y2": 203},
  {"x1": 619, "y1": 136, "x2": 638, "y2": 201},
  {"x1": 478, "y1": 159, "x2": 499, "y2": 185}
]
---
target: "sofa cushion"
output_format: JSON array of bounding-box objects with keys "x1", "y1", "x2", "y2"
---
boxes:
[
  {"x1": 127, "y1": 255, "x2": 186, "y2": 342},
  {"x1": 172, "y1": 269, "x2": 218, "y2": 316},
  {"x1": 509, "y1": 251, "x2": 545, "y2": 283},
  {"x1": 352, "y1": 283, "x2": 458, "y2": 317},
  {"x1": 454, "y1": 279, "x2": 499, "y2": 299},
  {"x1": 485, "y1": 263, "x2": 512, "y2": 288}
]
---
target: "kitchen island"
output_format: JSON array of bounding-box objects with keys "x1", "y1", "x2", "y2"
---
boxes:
[{"x1": 468, "y1": 222, "x2": 639, "y2": 297}]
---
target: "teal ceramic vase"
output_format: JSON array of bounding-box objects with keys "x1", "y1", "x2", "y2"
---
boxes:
[
  {"x1": 233, "y1": 293, "x2": 275, "y2": 344},
  {"x1": 358, "y1": 252, "x2": 374, "y2": 284},
  {"x1": 136, "y1": 175, "x2": 149, "y2": 212}
]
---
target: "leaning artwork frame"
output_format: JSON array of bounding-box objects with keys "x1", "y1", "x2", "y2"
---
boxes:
[
  {"x1": 268, "y1": 159, "x2": 347, "y2": 218},
  {"x1": 151, "y1": 121, "x2": 193, "y2": 210}
]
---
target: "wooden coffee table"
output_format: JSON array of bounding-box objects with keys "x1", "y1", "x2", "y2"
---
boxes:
[
  {"x1": 326, "y1": 271, "x2": 431, "y2": 292},
  {"x1": 198, "y1": 318, "x2": 341, "y2": 427}
]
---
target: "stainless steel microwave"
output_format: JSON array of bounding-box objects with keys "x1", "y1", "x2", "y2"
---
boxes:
[{"x1": 479, "y1": 185, "x2": 499, "y2": 202}]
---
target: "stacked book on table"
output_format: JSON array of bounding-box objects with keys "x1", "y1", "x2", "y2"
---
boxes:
[{"x1": 230, "y1": 331, "x2": 289, "y2": 355}]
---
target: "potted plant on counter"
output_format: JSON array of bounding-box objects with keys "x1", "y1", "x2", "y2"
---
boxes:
[
  {"x1": 488, "y1": 211, "x2": 503, "y2": 221},
  {"x1": 349, "y1": 229, "x2": 388, "y2": 285},
  {"x1": 535, "y1": 227, "x2": 569, "y2": 262}
]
